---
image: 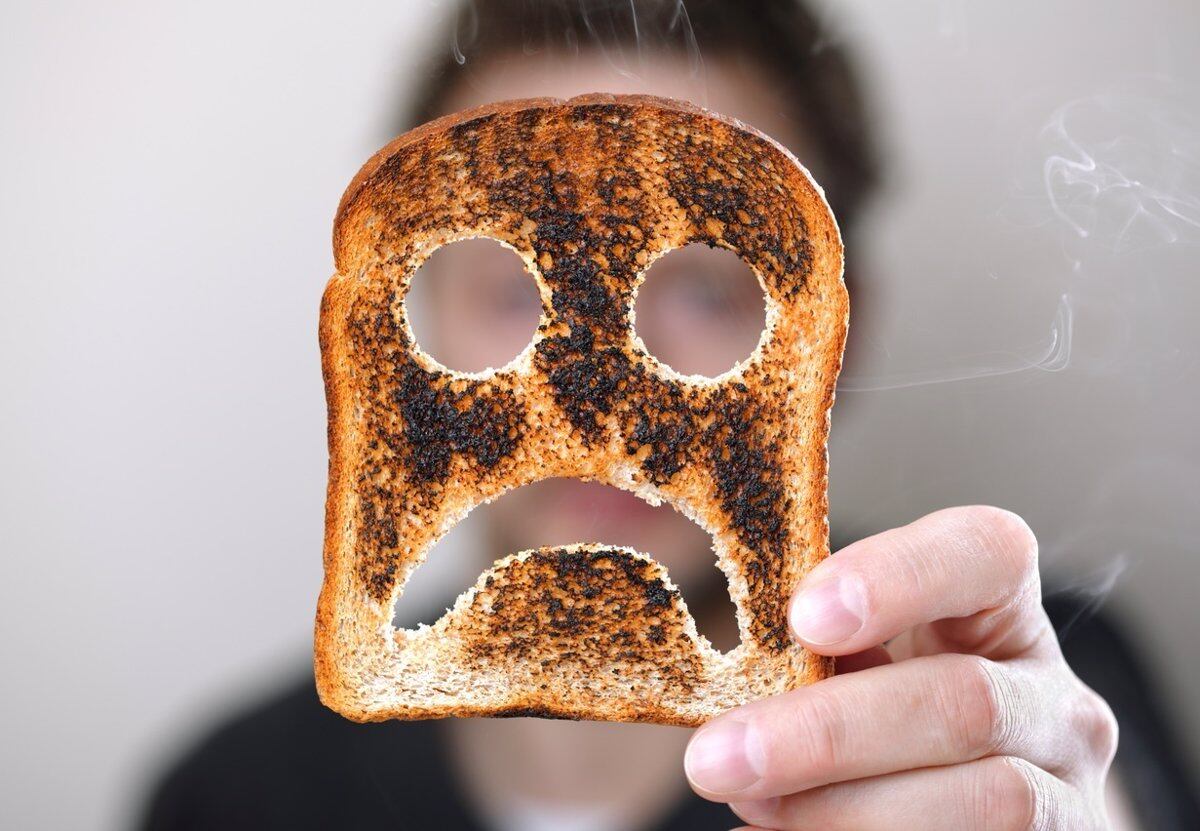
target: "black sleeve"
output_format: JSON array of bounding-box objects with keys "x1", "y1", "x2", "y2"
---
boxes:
[
  {"x1": 1045, "y1": 591, "x2": 1200, "y2": 831},
  {"x1": 135, "y1": 677, "x2": 487, "y2": 831},
  {"x1": 135, "y1": 674, "x2": 739, "y2": 831}
]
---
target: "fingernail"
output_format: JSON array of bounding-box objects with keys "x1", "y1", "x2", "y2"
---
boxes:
[
  {"x1": 731, "y1": 796, "x2": 780, "y2": 824},
  {"x1": 789, "y1": 574, "x2": 867, "y2": 645},
  {"x1": 685, "y1": 720, "x2": 762, "y2": 794}
]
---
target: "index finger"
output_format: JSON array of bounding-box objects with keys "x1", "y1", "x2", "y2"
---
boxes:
[{"x1": 788, "y1": 506, "x2": 1053, "y2": 659}]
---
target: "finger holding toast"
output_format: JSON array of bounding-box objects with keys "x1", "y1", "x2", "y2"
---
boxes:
[{"x1": 685, "y1": 505, "x2": 1119, "y2": 830}]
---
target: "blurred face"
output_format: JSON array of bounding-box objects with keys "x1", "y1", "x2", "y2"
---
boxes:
[{"x1": 410, "y1": 54, "x2": 817, "y2": 647}]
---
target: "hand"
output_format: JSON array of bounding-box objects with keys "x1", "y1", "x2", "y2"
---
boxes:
[{"x1": 684, "y1": 506, "x2": 1119, "y2": 830}]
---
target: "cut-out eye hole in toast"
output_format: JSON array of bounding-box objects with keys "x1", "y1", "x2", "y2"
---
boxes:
[{"x1": 317, "y1": 94, "x2": 847, "y2": 727}]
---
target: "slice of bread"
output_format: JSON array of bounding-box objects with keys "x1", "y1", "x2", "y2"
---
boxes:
[{"x1": 317, "y1": 94, "x2": 847, "y2": 727}]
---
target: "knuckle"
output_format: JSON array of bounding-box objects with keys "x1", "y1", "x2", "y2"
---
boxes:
[
  {"x1": 1076, "y1": 684, "x2": 1119, "y2": 766},
  {"x1": 944, "y1": 654, "x2": 1012, "y2": 758},
  {"x1": 989, "y1": 506, "x2": 1039, "y2": 570},
  {"x1": 969, "y1": 756, "x2": 1041, "y2": 831},
  {"x1": 783, "y1": 689, "x2": 848, "y2": 780},
  {"x1": 966, "y1": 505, "x2": 1040, "y2": 586}
]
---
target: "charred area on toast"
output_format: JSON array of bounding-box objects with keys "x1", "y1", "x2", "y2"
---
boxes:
[
  {"x1": 463, "y1": 548, "x2": 702, "y2": 691},
  {"x1": 392, "y1": 366, "x2": 524, "y2": 484},
  {"x1": 339, "y1": 102, "x2": 812, "y2": 649},
  {"x1": 489, "y1": 706, "x2": 575, "y2": 720},
  {"x1": 345, "y1": 286, "x2": 528, "y2": 598}
]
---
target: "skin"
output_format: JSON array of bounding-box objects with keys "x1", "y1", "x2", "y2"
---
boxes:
[
  {"x1": 694, "y1": 507, "x2": 1119, "y2": 830},
  {"x1": 414, "y1": 52, "x2": 1121, "y2": 830}
]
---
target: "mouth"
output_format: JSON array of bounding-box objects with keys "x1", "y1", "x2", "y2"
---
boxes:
[
  {"x1": 419, "y1": 539, "x2": 740, "y2": 713},
  {"x1": 392, "y1": 478, "x2": 742, "y2": 655},
  {"x1": 550, "y1": 478, "x2": 665, "y2": 526}
]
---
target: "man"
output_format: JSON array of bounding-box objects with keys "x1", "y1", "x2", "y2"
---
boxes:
[{"x1": 140, "y1": 2, "x2": 1198, "y2": 828}]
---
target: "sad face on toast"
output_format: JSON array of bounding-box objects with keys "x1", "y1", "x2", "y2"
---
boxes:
[{"x1": 316, "y1": 94, "x2": 846, "y2": 727}]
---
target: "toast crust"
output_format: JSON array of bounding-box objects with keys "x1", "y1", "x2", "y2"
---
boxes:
[{"x1": 317, "y1": 94, "x2": 846, "y2": 726}]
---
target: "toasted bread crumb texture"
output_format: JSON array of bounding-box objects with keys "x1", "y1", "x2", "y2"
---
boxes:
[{"x1": 317, "y1": 94, "x2": 846, "y2": 726}]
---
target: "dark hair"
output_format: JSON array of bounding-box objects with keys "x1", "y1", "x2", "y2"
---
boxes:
[{"x1": 399, "y1": 0, "x2": 881, "y2": 232}]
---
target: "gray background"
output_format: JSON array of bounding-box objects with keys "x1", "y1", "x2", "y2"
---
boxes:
[{"x1": 2, "y1": 1, "x2": 1198, "y2": 828}]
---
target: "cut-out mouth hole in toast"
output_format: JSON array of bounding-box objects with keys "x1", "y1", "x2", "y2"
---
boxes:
[
  {"x1": 392, "y1": 478, "x2": 741, "y2": 653},
  {"x1": 316, "y1": 94, "x2": 846, "y2": 727}
]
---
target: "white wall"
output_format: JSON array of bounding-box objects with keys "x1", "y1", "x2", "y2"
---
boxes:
[{"x1": 0, "y1": 1, "x2": 1196, "y2": 828}]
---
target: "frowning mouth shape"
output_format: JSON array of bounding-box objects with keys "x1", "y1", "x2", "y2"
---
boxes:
[
  {"x1": 378, "y1": 473, "x2": 757, "y2": 723},
  {"x1": 392, "y1": 479, "x2": 743, "y2": 656}
]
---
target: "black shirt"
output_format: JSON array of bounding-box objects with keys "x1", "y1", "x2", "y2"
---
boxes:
[
  {"x1": 137, "y1": 680, "x2": 735, "y2": 830},
  {"x1": 138, "y1": 595, "x2": 1199, "y2": 830}
]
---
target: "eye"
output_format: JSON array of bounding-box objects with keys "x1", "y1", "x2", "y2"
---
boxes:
[
  {"x1": 405, "y1": 237, "x2": 542, "y2": 374},
  {"x1": 632, "y1": 243, "x2": 767, "y2": 378}
]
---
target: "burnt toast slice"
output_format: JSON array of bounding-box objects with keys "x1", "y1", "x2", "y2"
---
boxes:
[{"x1": 316, "y1": 94, "x2": 846, "y2": 726}]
